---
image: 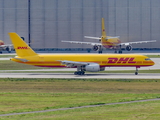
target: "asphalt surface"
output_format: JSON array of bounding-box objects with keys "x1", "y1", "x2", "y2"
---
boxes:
[{"x1": 0, "y1": 73, "x2": 159, "y2": 79}]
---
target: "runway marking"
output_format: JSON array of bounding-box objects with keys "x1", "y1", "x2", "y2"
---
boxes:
[{"x1": 0, "y1": 98, "x2": 160, "y2": 117}]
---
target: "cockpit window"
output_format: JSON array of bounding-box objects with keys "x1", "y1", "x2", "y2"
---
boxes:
[{"x1": 145, "y1": 58, "x2": 151, "y2": 61}]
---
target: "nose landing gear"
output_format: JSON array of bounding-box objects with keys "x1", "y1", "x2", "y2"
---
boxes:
[{"x1": 135, "y1": 67, "x2": 139, "y2": 75}]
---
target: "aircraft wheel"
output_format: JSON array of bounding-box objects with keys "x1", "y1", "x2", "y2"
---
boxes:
[
  {"x1": 119, "y1": 51, "x2": 122, "y2": 54},
  {"x1": 135, "y1": 72, "x2": 138, "y2": 75},
  {"x1": 74, "y1": 71, "x2": 85, "y2": 75},
  {"x1": 77, "y1": 71, "x2": 81, "y2": 75},
  {"x1": 98, "y1": 51, "x2": 102, "y2": 54},
  {"x1": 81, "y1": 71, "x2": 85, "y2": 75},
  {"x1": 74, "y1": 72, "x2": 78, "y2": 75}
]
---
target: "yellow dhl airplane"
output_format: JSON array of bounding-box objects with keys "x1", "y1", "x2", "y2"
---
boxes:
[
  {"x1": 0, "y1": 40, "x2": 12, "y2": 53},
  {"x1": 9, "y1": 32, "x2": 154, "y2": 75},
  {"x1": 62, "y1": 18, "x2": 156, "y2": 54}
]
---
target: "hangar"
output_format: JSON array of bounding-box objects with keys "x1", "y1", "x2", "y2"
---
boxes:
[{"x1": 0, "y1": 0, "x2": 159, "y2": 49}]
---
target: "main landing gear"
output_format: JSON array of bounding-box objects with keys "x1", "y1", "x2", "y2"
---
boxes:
[
  {"x1": 98, "y1": 46, "x2": 103, "y2": 54},
  {"x1": 114, "y1": 45, "x2": 122, "y2": 54},
  {"x1": 114, "y1": 50, "x2": 122, "y2": 54},
  {"x1": 74, "y1": 71, "x2": 85, "y2": 75},
  {"x1": 74, "y1": 66, "x2": 85, "y2": 75}
]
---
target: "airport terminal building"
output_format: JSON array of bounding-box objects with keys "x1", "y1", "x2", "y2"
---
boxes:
[{"x1": 0, "y1": 0, "x2": 159, "y2": 49}]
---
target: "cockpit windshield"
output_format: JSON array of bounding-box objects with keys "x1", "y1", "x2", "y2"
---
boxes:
[{"x1": 145, "y1": 58, "x2": 151, "y2": 61}]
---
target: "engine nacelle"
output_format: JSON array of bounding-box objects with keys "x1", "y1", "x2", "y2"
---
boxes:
[
  {"x1": 85, "y1": 63, "x2": 100, "y2": 72},
  {"x1": 6, "y1": 46, "x2": 12, "y2": 53},
  {"x1": 93, "y1": 45, "x2": 99, "y2": 51},
  {"x1": 126, "y1": 45, "x2": 132, "y2": 51}
]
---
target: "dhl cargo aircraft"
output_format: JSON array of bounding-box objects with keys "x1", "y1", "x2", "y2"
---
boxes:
[
  {"x1": 0, "y1": 40, "x2": 12, "y2": 53},
  {"x1": 62, "y1": 18, "x2": 156, "y2": 54},
  {"x1": 9, "y1": 32, "x2": 154, "y2": 75}
]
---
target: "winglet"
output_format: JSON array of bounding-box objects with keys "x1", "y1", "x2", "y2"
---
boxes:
[{"x1": 8, "y1": 32, "x2": 37, "y2": 57}]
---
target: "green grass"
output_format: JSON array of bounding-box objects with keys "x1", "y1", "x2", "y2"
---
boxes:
[
  {"x1": 1, "y1": 101, "x2": 160, "y2": 120},
  {"x1": 0, "y1": 55, "x2": 15, "y2": 58},
  {"x1": 146, "y1": 55, "x2": 160, "y2": 58},
  {"x1": 0, "y1": 78, "x2": 160, "y2": 119},
  {"x1": 0, "y1": 60, "x2": 41, "y2": 70}
]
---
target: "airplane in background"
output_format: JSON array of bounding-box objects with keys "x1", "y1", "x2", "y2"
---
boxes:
[
  {"x1": 0, "y1": 40, "x2": 12, "y2": 54},
  {"x1": 9, "y1": 32, "x2": 154, "y2": 75},
  {"x1": 62, "y1": 18, "x2": 156, "y2": 54}
]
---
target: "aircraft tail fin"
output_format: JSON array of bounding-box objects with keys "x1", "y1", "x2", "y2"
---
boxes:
[
  {"x1": 101, "y1": 18, "x2": 107, "y2": 37},
  {"x1": 8, "y1": 32, "x2": 37, "y2": 57},
  {"x1": 0, "y1": 40, "x2": 4, "y2": 45}
]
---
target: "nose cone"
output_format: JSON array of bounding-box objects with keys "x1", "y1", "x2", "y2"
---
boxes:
[{"x1": 151, "y1": 60, "x2": 155, "y2": 66}]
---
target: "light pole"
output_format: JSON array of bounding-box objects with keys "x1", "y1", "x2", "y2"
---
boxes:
[{"x1": 28, "y1": 0, "x2": 31, "y2": 46}]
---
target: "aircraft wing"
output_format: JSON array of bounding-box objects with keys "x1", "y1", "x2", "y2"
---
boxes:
[
  {"x1": 119, "y1": 40, "x2": 156, "y2": 46},
  {"x1": 62, "y1": 40, "x2": 102, "y2": 46},
  {"x1": 0, "y1": 44, "x2": 12, "y2": 48},
  {"x1": 58, "y1": 60, "x2": 89, "y2": 68}
]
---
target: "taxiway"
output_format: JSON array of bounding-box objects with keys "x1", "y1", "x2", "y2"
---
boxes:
[{"x1": 0, "y1": 73, "x2": 159, "y2": 79}]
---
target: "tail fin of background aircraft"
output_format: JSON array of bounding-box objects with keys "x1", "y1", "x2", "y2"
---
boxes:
[
  {"x1": 0, "y1": 40, "x2": 4, "y2": 45},
  {"x1": 101, "y1": 18, "x2": 107, "y2": 37},
  {"x1": 8, "y1": 32, "x2": 37, "y2": 57}
]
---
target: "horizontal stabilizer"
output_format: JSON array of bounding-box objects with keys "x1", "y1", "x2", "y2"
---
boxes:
[
  {"x1": 84, "y1": 36, "x2": 101, "y2": 40},
  {"x1": 106, "y1": 36, "x2": 120, "y2": 39},
  {"x1": 13, "y1": 58, "x2": 28, "y2": 62}
]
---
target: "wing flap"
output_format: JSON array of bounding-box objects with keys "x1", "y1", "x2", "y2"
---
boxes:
[{"x1": 58, "y1": 60, "x2": 89, "y2": 68}]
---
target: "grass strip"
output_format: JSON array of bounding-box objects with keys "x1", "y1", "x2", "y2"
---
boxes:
[
  {"x1": 0, "y1": 78, "x2": 160, "y2": 114},
  {"x1": 1, "y1": 101, "x2": 159, "y2": 120}
]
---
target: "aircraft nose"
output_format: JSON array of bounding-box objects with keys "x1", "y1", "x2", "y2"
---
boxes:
[{"x1": 151, "y1": 60, "x2": 155, "y2": 66}]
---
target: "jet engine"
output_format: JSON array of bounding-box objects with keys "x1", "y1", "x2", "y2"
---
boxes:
[
  {"x1": 126, "y1": 45, "x2": 132, "y2": 51},
  {"x1": 6, "y1": 46, "x2": 12, "y2": 53},
  {"x1": 84, "y1": 64, "x2": 105, "y2": 72},
  {"x1": 85, "y1": 64, "x2": 100, "y2": 72},
  {"x1": 93, "y1": 45, "x2": 99, "y2": 51}
]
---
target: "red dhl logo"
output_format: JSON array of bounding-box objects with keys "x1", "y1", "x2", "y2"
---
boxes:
[
  {"x1": 16, "y1": 46, "x2": 30, "y2": 49},
  {"x1": 108, "y1": 57, "x2": 136, "y2": 63}
]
